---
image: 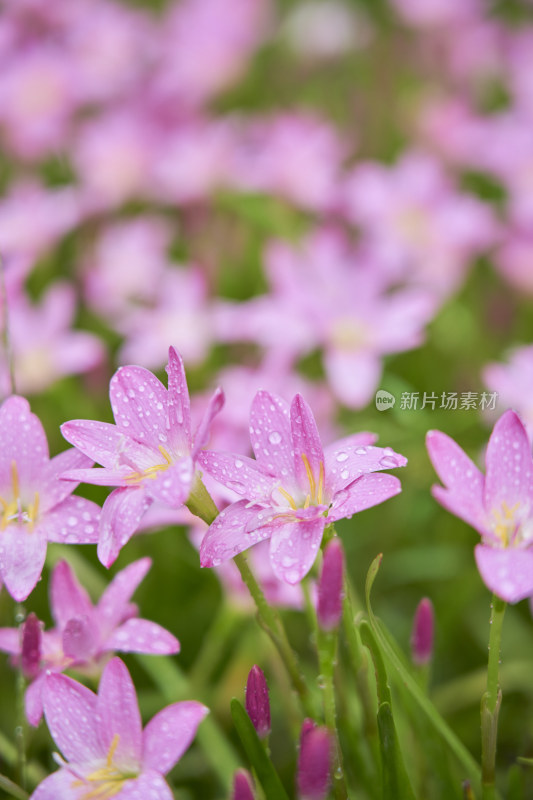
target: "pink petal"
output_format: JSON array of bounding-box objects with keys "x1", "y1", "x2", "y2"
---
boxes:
[
  {"x1": 45, "y1": 496, "x2": 101, "y2": 545},
  {"x1": 249, "y1": 391, "x2": 293, "y2": 478},
  {"x1": 270, "y1": 517, "x2": 326, "y2": 584},
  {"x1": 0, "y1": 627, "x2": 20, "y2": 655},
  {"x1": 166, "y1": 347, "x2": 192, "y2": 454},
  {"x1": 0, "y1": 397, "x2": 49, "y2": 491},
  {"x1": 484, "y1": 410, "x2": 533, "y2": 516},
  {"x1": 96, "y1": 658, "x2": 142, "y2": 770},
  {"x1": 324, "y1": 349, "x2": 382, "y2": 409},
  {"x1": 191, "y1": 386, "x2": 225, "y2": 459},
  {"x1": 199, "y1": 500, "x2": 273, "y2": 567},
  {"x1": 50, "y1": 560, "x2": 93, "y2": 631},
  {"x1": 144, "y1": 458, "x2": 193, "y2": 508},
  {"x1": 329, "y1": 473, "x2": 402, "y2": 521},
  {"x1": 60, "y1": 420, "x2": 126, "y2": 469},
  {"x1": 63, "y1": 616, "x2": 98, "y2": 662},
  {"x1": 326, "y1": 444, "x2": 407, "y2": 494},
  {"x1": 197, "y1": 451, "x2": 277, "y2": 501},
  {"x1": 97, "y1": 487, "x2": 151, "y2": 568},
  {"x1": 110, "y1": 365, "x2": 168, "y2": 442},
  {"x1": 103, "y1": 618, "x2": 179, "y2": 655},
  {"x1": 291, "y1": 395, "x2": 325, "y2": 495},
  {"x1": 29, "y1": 768, "x2": 82, "y2": 800},
  {"x1": 143, "y1": 701, "x2": 209, "y2": 775},
  {"x1": 25, "y1": 673, "x2": 46, "y2": 727},
  {"x1": 97, "y1": 558, "x2": 152, "y2": 633},
  {"x1": 116, "y1": 770, "x2": 174, "y2": 800},
  {"x1": 323, "y1": 432, "x2": 377, "y2": 462},
  {"x1": 474, "y1": 544, "x2": 533, "y2": 603},
  {"x1": 39, "y1": 449, "x2": 93, "y2": 514},
  {"x1": 426, "y1": 430, "x2": 487, "y2": 534},
  {"x1": 0, "y1": 525, "x2": 47, "y2": 602},
  {"x1": 43, "y1": 673, "x2": 100, "y2": 763}
]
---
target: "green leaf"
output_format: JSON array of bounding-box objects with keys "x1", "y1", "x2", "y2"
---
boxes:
[
  {"x1": 230, "y1": 698, "x2": 290, "y2": 800},
  {"x1": 377, "y1": 702, "x2": 417, "y2": 800},
  {"x1": 364, "y1": 556, "x2": 482, "y2": 797}
]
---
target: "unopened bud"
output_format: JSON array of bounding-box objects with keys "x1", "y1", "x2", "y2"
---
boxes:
[
  {"x1": 411, "y1": 598, "x2": 434, "y2": 666},
  {"x1": 297, "y1": 719, "x2": 332, "y2": 800},
  {"x1": 245, "y1": 665, "x2": 271, "y2": 739},
  {"x1": 21, "y1": 613, "x2": 42, "y2": 680},
  {"x1": 317, "y1": 538, "x2": 344, "y2": 631},
  {"x1": 233, "y1": 769, "x2": 256, "y2": 800}
]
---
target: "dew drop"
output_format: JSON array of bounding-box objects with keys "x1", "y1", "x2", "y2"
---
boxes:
[
  {"x1": 336, "y1": 452, "x2": 348, "y2": 462},
  {"x1": 268, "y1": 431, "x2": 282, "y2": 445}
]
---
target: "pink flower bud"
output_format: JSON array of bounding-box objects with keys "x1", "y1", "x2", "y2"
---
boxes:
[
  {"x1": 21, "y1": 613, "x2": 42, "y2": 681},
  {"x1": 297, "y1": 719, "x2": 332, "y2": 800},
  {"x1": 317, "y1": 538, "x2": 344, "y2": 631},
  {"x1": 233, "y1": 769, "x2": 256, "y2": 800},
  {"x1": 245, "y1": 665, "x2": 271, "y2": 739},
  {"x1": 411, "y1": 598, "x2": 434, "y2": 666}
]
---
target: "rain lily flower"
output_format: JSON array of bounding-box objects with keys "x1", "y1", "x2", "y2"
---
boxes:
[
  {"x1": 483, "y1": 345, "x2": 533, "y2": 440},
  {"x1": 30, "y1": 657, "x2": 208, "y2": 800},
  {"x1": 0, "y1": 557, "x2": 179, "y2": 726},
  {"x1": 427, "y1": 409, "x2": 533, "y2": 603},
  {"x1": 297, "y1": 719, "x2": 332, "y2": 800},
  {"x1": 411, "y1": 598, "x2": 435, "y2": 666},
  {"x1": 0, "y1": 396, "x2": 100, "y2": 601},
  {"x1": 245, "y1": 665, "x2": 270, "y2": 739},
  {"x1": 61, "y1": 347, "x2": 224, "y2": 567},
  {"x1": 317, "y1": 538, "x2": 345, "y2": 631},
  {"x1": 199, "y1": 390, "x2": 406, "y2": 583},
  {"x1": 233, "y1": 769, "x2": 256, "y2": 800}
]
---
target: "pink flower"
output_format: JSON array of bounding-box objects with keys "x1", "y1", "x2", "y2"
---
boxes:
[
  {"x1": 0, "y1": 396, "x2": 100, "y2": 601},
  {"x1": 427, "y1": 410, "x2": 533, "y2": 603},
  {"x1": 483, "y1": 345, "x2": 533, "y2": 440},
  {"x1": 0, "y1": 557, "x2": 179, "y2": 726},
  {"x1": 61, "y1": 347, "x2": 224, "y2": 567},
  {"x1": 199, "y1": 391, "x2": 406, "y2": 583},
  {"x1": 297, "y1": 719, "x2": 331, "y2": 800},
  {"x1": 30, "y1": 657, "x2": 208, "y2": 800}
]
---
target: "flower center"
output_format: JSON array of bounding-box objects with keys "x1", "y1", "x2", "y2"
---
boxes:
[
  {"x1": 0, "y1": 461, "x2": 39, "y2": 531},
  {"x1": 124, "y1": 445, "x2": 173, "y2": 484},
  {"x1": 71, "y1": 734, "x2": 138, "y2": 800},
  {"x1": 276, "y1": 454, "x2": 325, "y2": 513},
  {"x1": 491, "y1": 500, "x2": 522, "y2": 548}
]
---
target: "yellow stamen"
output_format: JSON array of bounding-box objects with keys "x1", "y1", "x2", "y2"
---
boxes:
[
  {"x1": 278, "y1": 487, "x2": 297, "y2": 510},
  {"x1": 71, "y1": 733, "x2": 135, "y2": 800},
  {"x1": 301, "y1": 454, "x2": 316, "y2": 500},
  {"x1": 303, "y1": 494, "x2": 311, "y2": 510},
  {"x1": 11, "y1": 461, "x2": 20, "y2": 502},
  {"x1": 124, "y1": 446, "x2": 174, "y2": 483},
  {"x1": 317, "y1": 461, "x2": 325, "y2": 505},
  {"x1": 106, "y1": 734, "x2": 120, "y2": 768}
]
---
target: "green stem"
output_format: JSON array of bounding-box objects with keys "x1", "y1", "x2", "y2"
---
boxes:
[
  {"x1": 0, "y1": 773, "x2": 29, "y2": 800},
  {"x1": 233, "y1": 552, "x2": 315, "y2": 718},
  {"x1": 481, "y1": 595, "x2": 506, "y2": 800},
  {"x1": 318, "y1": 629, "x2": 348, "y2": 800}
]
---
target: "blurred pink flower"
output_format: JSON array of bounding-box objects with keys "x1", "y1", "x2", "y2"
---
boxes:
[
  {"x1": 0, "y1": 557, "x2": 179, "y2": 725},
  {"x1": 341, "y1": 150, "x2": 498, "y2": 296},
  {"x1": 61, "y1": 348, "x2": 224, "y2": 567},
  {"x1": 229, "y1": 112, "x2": 346, "y2": 211},
  {"x1": 483, "y1": 346, "x2": 533, "y2": 439},
  {"x1": 215, "y1": 228, "x2": 435, "y2": 408},
  {"x1": 200, "y1": 390, "x2": 406, "y2": 583},
  {"x1": 0, "y1": 282, "x2": 104, "y2": 396},
  {"x1": 427, "y1": 410, "x2": 533, "y2": 603},
  {"x1": 30, "y1": 657, "x2": 208, "y2": 800},
  {"x1": 0, "y1": 396, "x2": 100, "y2": 601},
  {"x1": 390, "y1": 0, "x2": 482, "y2": 28},
  {"x1": 117, "y1": 268, "x2": 213, "y2": 370},
  {"x1": 81, "y1": 217, "x2": 173, "y2": 319}
]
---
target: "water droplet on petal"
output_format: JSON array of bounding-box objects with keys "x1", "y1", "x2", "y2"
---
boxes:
[
  {"x1": 268, "y1": 431, "x2": 282, "y2": 445},
  {"x1": 336, "y1": 452, "x2": 348, "y2": 462},
  {"x1": 379, "y1": 455, "x2": 399, "y2": 468}
]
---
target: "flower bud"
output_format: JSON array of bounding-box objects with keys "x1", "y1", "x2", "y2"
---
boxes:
[
  {"x1": 317, "y1": 538, "x2": 344, "y2": 631},
  {"x1": 411, "y1": 597, "x2": 434, "y2": 666},
  {"x1": 21, "y1": 613, "x2": 42, "y2": 681},
  {"x1": 245, "y1": 665, "x2": 271, "y2": 739},
  {"x1": 297, "y1": 719, "x2": 331, "y2": 800},
  {"x1": 233, "y1": 769, "x2": 256, "y2": 800}
]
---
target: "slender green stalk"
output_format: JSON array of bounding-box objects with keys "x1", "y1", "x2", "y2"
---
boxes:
[
  {"x1": 318, "y1": 629, "x2": 348, "y2": 800},
  {"x1": 0, "y1": 773, "x2": 29, "y2": 800},
  {"x1": 187, "y1": 477, "x2": 315, "y2": 717},
  {"x1": 481, "y1": 595, "x2": 506, "y2": 800},
  {"x1": 14, "y1": 606, "x2": 26, "y2": 792},
  {"x1": 233, "y1": 552, "x2": 315, "y2": 718}
]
